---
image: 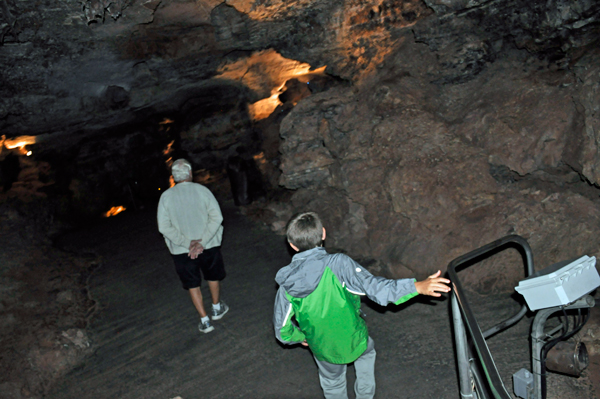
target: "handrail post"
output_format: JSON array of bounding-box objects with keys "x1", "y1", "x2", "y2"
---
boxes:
[{"x1": 452, "y1": 292, "x2": 475, "y2": 398}]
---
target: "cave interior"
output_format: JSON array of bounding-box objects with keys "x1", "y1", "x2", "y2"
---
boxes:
[{"x1": 1, "y1": 0, "x2": 600, "y2": 397}]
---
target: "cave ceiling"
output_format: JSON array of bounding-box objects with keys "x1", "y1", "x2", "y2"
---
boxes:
[{"x1": 1, "y1": 0, "x2": 597, "y2": 142}]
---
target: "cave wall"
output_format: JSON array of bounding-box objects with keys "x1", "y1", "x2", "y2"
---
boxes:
[
  {"x1": 2, "y1": 0, "x2": 600, "y2": 287},
  {"x1": 268, "y1": 37, "x2": 600, "y2": 288}
]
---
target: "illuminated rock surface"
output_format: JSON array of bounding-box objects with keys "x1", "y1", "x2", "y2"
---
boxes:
[{"x1": 1, "y1": 0, "x2": 600, "y2": 397}]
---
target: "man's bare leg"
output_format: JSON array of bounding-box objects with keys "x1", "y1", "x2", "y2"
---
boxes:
[
  {"x1": 189, "y1": 287, "x2": 207, "y2": 318},
  {"x1": 207, "y1": 280, "x2": 220, "y2": 305},
  {"x1": 207, "y1": 280, "x2": 228, "y2": 320}
]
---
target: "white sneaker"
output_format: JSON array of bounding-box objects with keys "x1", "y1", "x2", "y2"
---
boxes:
[
  {"x1": 211, "y1": 301, "x2": 229, "y2": 321},
  {"x1": 198, "y1": 319, "x2": 214, "y2": 333}
]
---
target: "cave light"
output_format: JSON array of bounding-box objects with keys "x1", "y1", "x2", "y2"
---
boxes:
[
  {"x1": 253, "y1": 151, "x2": 267, "y2": 166},
  {"x1": 248, "y1": 65, "x2": 327, "y2": 121},
  {"x1": 293, "y1": 65, "x2": 327, "y2": 78},
  {"x1": 159, "y1": 118, "x2": 174, "y2": 132},
  {"x1": 249, "y1": 91, "x2": 284, "y2": 121},
  {"x1": 164, "y1": 140, "x2": 175, "y2": 179},
  {"x1": 3, "y1": 135, "x2": 36, "y2": 149},
  {"x1": 163, "y1": 140, "x2": 174, "y2": 159},
  {"x1": 216, "y1": 49, "x2": 327, "y2": 121},
  {"x1": 194, "y1": 169, "x2": 215, "y2": 185},
  {"x1": 104, "y1": 206, "x2": 126, "y2": 217},
  {"x1": 3, "y1": 135, "x2": 37, "y2": 156}
]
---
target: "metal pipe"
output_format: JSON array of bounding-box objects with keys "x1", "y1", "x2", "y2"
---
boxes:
[
  {"x1": 530, "y1": 295, "x2": 595, "y2": 399},
  {"x1": 545, "y1": 341, "x2": 588, "y2": 377},
  {"x1": 483, "y1": 304, "x2": 528, "y2": 338}
]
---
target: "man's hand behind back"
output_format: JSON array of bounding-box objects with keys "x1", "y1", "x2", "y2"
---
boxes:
[{"x1": 188, "y1": 239, "x2": 204, "y2": 259}]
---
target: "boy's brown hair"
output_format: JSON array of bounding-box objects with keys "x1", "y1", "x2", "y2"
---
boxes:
[{"x1": 286, "y1": 212, "x2": 324, "y2": 252}]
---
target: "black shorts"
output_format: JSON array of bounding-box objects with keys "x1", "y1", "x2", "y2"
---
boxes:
[{"x1": 171, "y1": 247, "x2": 226, "y2": 290}]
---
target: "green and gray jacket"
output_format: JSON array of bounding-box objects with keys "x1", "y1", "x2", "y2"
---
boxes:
[{"x1": 273, "y1": 247, "x2": 419, "y2": 364}]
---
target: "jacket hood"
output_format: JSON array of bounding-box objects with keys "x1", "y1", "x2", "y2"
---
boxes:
[{"x1": 275, "y1": 247, "x2": 328, "y2": 298}]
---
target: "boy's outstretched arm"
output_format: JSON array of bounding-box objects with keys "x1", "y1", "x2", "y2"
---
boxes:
[{"x1": 414, "y1": 270, "x2": 451, "y2": 297}]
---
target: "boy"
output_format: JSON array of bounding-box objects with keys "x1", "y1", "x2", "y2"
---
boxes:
[{"x1": 273, "y1": 212, "x2": 451, "y2": 399}]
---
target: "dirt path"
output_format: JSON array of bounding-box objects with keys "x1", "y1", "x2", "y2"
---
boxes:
[{"x1": 45, "y1": 201, "x2": 598, "y2": 399}]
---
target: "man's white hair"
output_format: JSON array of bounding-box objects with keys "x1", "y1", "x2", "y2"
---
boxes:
[{"x1": 171, "y1": 159, "x2": 193, "y2": 182}]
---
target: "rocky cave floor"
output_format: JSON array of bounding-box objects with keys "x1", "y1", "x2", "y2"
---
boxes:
[{"x1": 1, "y1": 198, "x2": 599, "y2": 399}]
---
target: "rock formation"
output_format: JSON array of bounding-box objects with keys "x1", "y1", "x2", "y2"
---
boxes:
[
  {"x1": 274, "y1": 44, "x2": 600, "y2": 287},
  {"x1": 2, "y1": 0, "x2": 600, "y2": 396}
]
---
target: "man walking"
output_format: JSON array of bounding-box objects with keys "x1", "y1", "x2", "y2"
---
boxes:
[{"x1": 158, "y1": 158, "x2": 229, "y2": 333}]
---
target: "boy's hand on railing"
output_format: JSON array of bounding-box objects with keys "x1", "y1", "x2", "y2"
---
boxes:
[{"x1": 415, "y1": 270, "x2": 451, "y2": 297}]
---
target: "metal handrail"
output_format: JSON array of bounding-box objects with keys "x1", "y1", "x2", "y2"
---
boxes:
[{"x1": 447, "y1": 235, "x2": 535, "y2": 399}]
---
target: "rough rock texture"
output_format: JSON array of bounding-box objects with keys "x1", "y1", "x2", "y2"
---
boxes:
[
  {"x1": 0, "y1": 200, "x2": 97, "y2": 399},
  {"x1": 3, "y1": 0, "x2": 597, "y2": 137},
  {"x1": 415, "y1": 0, "x2": 600, "y2": 83},
  {"x1": 267, "y1": 41, "x2": 600, "y2": 285}
]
